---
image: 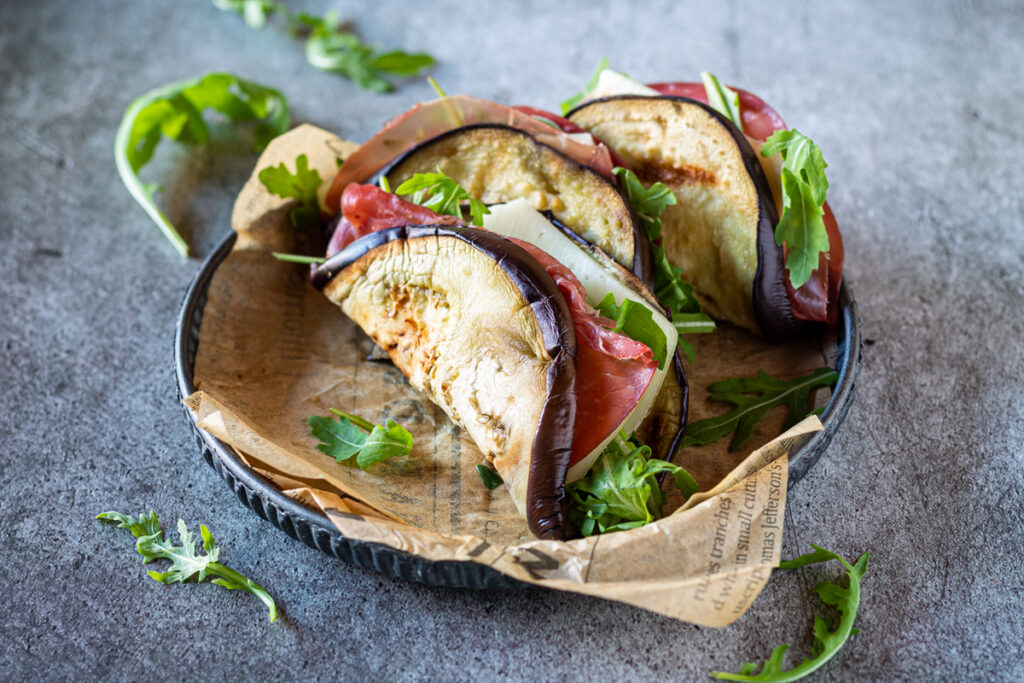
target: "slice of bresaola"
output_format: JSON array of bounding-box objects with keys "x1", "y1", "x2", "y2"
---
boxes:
[
  {"x1": 568, "y1": 74, "x2": 845, "y2": 338},
  {"x1": 325, "y1": 183, "x2": 463, "y2": 257},
  {"x1": 323, "y1": 95, "x2": 617, "y2": 211},
  {"x1": 311, "y1": 190, "x2": 685, "y2": 538},
  {"x1": 375, "y1": 123, "x2": 650, "y2": 282}
]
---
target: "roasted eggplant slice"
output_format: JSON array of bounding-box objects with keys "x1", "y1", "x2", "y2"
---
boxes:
[
  {"x1": 569, "y1": 96, "x2": 797, "y2": 338},
  {"x1": 311, "y1": 225, "x2": 576, "y2": 539},
  {"x1": 376, "y1": 124, "x2": 651, "y2": 283}
]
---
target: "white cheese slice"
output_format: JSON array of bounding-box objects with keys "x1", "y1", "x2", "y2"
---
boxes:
[
  {"x1": 483, "y1": 199, "x2": 677, "y2": 482},
  {"x1": 580, "y1": 70, "x2": 660, "y2": 104}
]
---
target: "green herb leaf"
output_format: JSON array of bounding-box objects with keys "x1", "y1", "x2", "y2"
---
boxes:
[
  {"x1": 309, "y1": 410, "x2": 413, "y2": 469},
  {"x1": 308, "y1": 414, "x2": 367, "y2": 462},
  {"x1": 394, "y1": 171, "x2": 490, "y2": 226},
  {"x1": 304, "y1": 16, "x2": 435, "y2": 92},
  {"x1": 212, "y1": 0, "x2": 277, "y2": 29},
  {"x1": 701, "y1": 71, "x2": 742, "y2": 129},
  {"x1": 596, "y1": 294, "x2": 668, "y2": 369},
  {"x1": 114, "y1": 72, "x2": 289, "y2": 256},
  {"x1": 682, "y1": 368, "x2": 838, "y2": 451},
  {"x1": 328, "y1": 408, "x2": 375, "y2": 432},
  {"x1": 613, "y1": 166, "x2": 676, "y2": 241},
  {"x1": 475, "y1": 464, "x2": 503, "y2": 490},
  {"x1": 613, "y1": 167, "x2": 716, "y2": 360},
  {"x1": 561, "y1": 57, "x2": 609, "y2": 114},
  {"x1": 97, "y1": 511, "x2": 277, "y2": 622},
  {"x1": 710, "y1": 546, "x2": 869, "y2": 682},
  {"x1": 567, "y1": 432, "x2": 698, "y2": 536},
  {"x1": 258, "y1": 153, "x2": 323, "y2": 229},
  {"x1": 778, "y1": 545, "x2": 838, "y2": 570},
  {"x1": 214, "y1": 2, "x2": 435, "y2": 92},
  {"x1": 371, "y1": 50, "x2": 437, "y2": 76},
  {"x1": 761, "y1": 129, "x2": 831, "y2": 289},
  {"x1": 358, "y1": 419, "x2": 414, "y2": 469}
]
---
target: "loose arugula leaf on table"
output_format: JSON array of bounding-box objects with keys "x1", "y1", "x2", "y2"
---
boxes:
[
  {"x1": 596, "y1": 294, "x2": 668, "y2": 369},
  {"x1": 114, "y1": 72, "x2": 290, "y2": 256},
  {"x1": 701, "y1": 71, "x2": 743, "y2": 129},
  {"x1": 613, "y1": 167, "x2": 715, "y2": 362},
  {"x1": 258, "y1": 153, "x2": 323, "y2": 229},
  {"x1": 212, "y1": 0, "x2": 276, "y2": 28},
  {"x1": 761, "y1": 130, "x2": 831, "y2": 289},
  {"x1": 475, "y1": 464, "x2": 503, "y2": 490},
  {"x1": 394, "y1": 171, "x2": 490, "y2": 226},
  {"x1": 711, "y1": 546, "x2": 869, "y2": 682},
  {"x1": 561, "y1": 57, "x2": 610, "y2": 114},
  {"x1": 97, "y1": 511, "x2": 277, "y2": 622},
  {"x1": 214, "y1": 2, "x2": 435, "y2": 92},
  {"x1": 309, "y1": 408, "x2": 413, "y2": 470},
  {"x1": 567, "y1": 432, "x2": 699, "y2": 536},
  {"x1": 682, "y1": 368, "x2": 838, "y2": 452}
]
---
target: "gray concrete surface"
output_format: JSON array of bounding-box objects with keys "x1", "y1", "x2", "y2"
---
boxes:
[{"x1": 1, "y1": 0, "x2": 1022, "y2": 680}]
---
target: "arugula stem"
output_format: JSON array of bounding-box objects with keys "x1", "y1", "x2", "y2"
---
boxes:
[
  {"x1": 426, "y1": 76, "x2": 447, "y2": 98},
  {"x1": 328, "y1": 408, "x2": 375, "y2": 432},
  {"x1": 272, "y1": 252, "x2": 325, "y2": 264},
  {"x1": 209, "y1": 562, "x2": 278, "y2": 622},
  {"x1": 700, "y1": 71, "x2": 742, "y2": 130},
  {"x1": 673, "y1": 318, "x2": 716, "y2": 335}
]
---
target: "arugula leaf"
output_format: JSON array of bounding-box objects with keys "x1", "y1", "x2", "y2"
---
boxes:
[
  {"x1": 567, "y1": 432, "x2": 699, "y2": 536},
  {"x1": 613, "y1": 166, "x2": 676, "y2": 241},
  {"x1": 359, "y1": 419, "x2": 415, "y2": 469},
  {"x1": 214, "y1": 3, "x2": 435, "y2": 92},
  {"x1": 613, "y1": 167, "x2": 716, "y2": 362},
  {"x1": 761, "y1": 130, "x2": 831, "y2": 289},
  {"x1": 475, "y1": 464, "x2": 503, "y2": 490},
  {"x1": 682, "y1": 368, "x2": 838, "y2": 451},
  {"x1": 701, "y1": 71, "x2": 742, "y2": 129},
  {"x1": 394, "y1": 171, "x2": 490, "y2": 226},
  {"x1": 309, "y1": 414, "x2": 367, "y2": 462},
  {"x1": 212, "y1": 0, "x2": 276, "y2": 29},
  {"x1": 596, "y1": 294, "x2": 668, "y2": 369},
  {"x1": 258, "y1": 154, "x2": 323, "y2": 229},
  {"x1": 114, "y1": 72, "x2": 289, "y2": 256},
  {"x1": 561, "y1": 57, "x2": 610, "y2": 114},
  {"x1": 308, "y1": 409, "x2": 413, "y2": 469},
  {"x1": 711, "y1": 546, "x2": 869, "y2": 682},
  {"x1": 97, "y1": 511, "x2": 277, "y2": 622}
]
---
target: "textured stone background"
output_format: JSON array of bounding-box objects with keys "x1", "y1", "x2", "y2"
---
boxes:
[{"x1": 1, "y1": 1, "x2": 1022, "y2": 680}]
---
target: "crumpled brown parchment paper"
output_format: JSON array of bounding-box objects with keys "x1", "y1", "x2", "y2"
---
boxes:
[{"x1": 185, "y1": 124, "x2": 835, "y2": 627}]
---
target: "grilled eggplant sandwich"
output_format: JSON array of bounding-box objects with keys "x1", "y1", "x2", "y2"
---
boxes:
[
  {"x1": 565, "y1": 70, "x2": 844, "y2": 340},
  {"x1": 311, "y1": 103, "x2": 689, "y2": 539}
]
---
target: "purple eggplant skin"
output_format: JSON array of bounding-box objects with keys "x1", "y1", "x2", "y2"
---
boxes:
[
  {"x1": 368, "y1": 123, "x2": 653, "y2": 287},
  {"x1": 311, "y1": 225, "x2": 577, "y2": 540},
  {"x1": 568, "y1": 95, "x2": 801, "y2": 340}
]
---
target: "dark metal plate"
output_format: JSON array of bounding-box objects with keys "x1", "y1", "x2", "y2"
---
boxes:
[{"x1": 175, "y1": 231, "x2": 861, "y2": 590}]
